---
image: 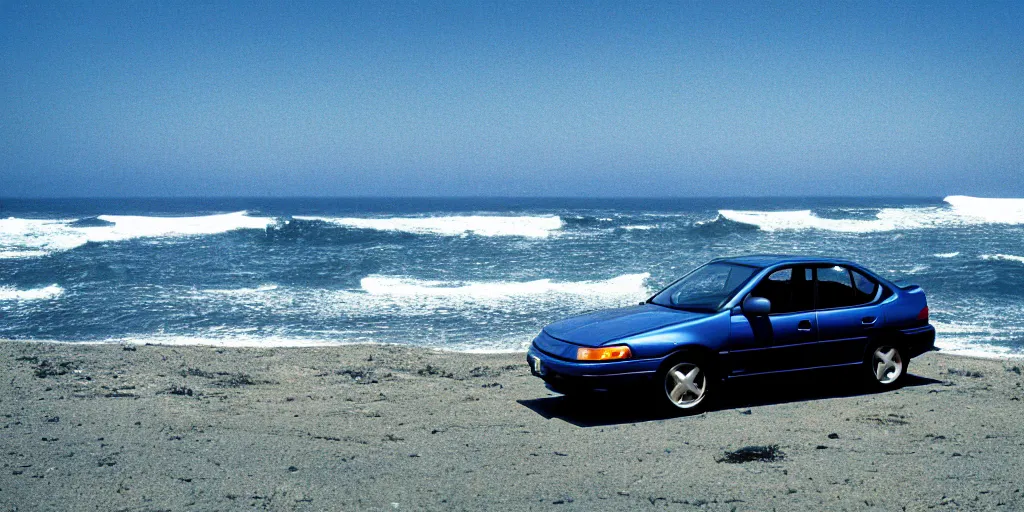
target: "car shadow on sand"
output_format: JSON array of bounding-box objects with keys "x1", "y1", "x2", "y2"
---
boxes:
[{"x1": 517, "y1": 370, "x2": 942, "y2": 428}]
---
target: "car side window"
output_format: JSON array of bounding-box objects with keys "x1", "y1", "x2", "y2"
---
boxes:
[
  {"x1": 816, "y1": 266, "x2": 858, "y2": 309},
  {"x1": 791, "y1": 266, "x2": 814, "y2": 312},
  {"x1": 750, "y1": 266, "x2": 813, "y2": 314},
  {"x1": 851, "y1": 269, "x2": 878, "y2": 304},
  {"x1": 750, "y1": 269, "x2": 790, "y2": 313}
]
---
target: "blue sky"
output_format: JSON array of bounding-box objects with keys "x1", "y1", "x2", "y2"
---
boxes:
[{"x1": 2, "y1": 1, "x2": 1022, "y2": 197}]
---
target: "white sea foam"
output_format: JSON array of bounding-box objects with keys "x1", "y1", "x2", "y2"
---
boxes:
[
  {"x1": 91, "y1": 212, "x2": 274, "y2": 241},
  {"x1": 359, "y1": 273, "x2": 649, "y2": 300},
  {"x1": 117, "y1": 334, "x2": 341, "y2": 348},
  {"x1": 293, "y1": 215, "x2": 563, "y2": 238},
  {"x1": 0, "y1": 212, "x2": 274, "y2": 258},
  {"x1": 980, "y1": 254, "x2": 1024, "y2": 264},
  {"x1": 692, "y1": 215, "x2": 722, "y2": 227},
  {"x1": 719, "y1": 195, "x2": 1024, "y2": 232},
  {"x1": 0, "y1": 250, "x2": 49, "y2": 259},
  {"x1": 0, "y1": 284, "x2": 64, "y2": 301},
  {"x1": 101, "y1": 335, "x2": 527, "y2": 352},
  {"x1": 718, "y1": 207, "x2": 946, "y2": 232},
  {"x1": 160, "y1": 274, "x2": 651, "y2": 350},
  {"x1": 934, "y1": 338, "x2": 1023, "y2": 359},
  {"x1": 203, "y1": 284, "x2": 280, "y2": 295},
  {"x1": 191, "y1": 273, "x2": 651, "y2": 322},
  {"x1": 620, "y1": 225, "x2": 655, "y2": 231},
  {"x1": 931, "y1": 321, "x2": 1024, "y2": 359},
  {"x1": 931, "y1": 321, "x2": 1005, "y2": 336},
  {"x1": 944, "y1": 195, "x2": 1024, "y2": 224},
  {"x1": 933, "y1": 252, "x2": 960, "y2": 258}
]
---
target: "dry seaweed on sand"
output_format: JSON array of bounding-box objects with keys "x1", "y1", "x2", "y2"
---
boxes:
[
  {"x1": 30, "y1": 359, "x2": 77, "y2": 378},
  {"x1": 417, "y1": 364, "x2": 455, "y2": 379},
  {"x1": 948, "y1": 368, "x2": 984, "y2": 378},
  {"x1": 716, "y1": 445, "x2": 785, "y2": 464},
  {"x1": 178, "y1": 367, "x2": 270, "y2": 387}
]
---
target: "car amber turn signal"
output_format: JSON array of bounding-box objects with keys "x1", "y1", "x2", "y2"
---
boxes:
[{"x1": 577, "y1": 345, "x2": 632, "y2": 361}]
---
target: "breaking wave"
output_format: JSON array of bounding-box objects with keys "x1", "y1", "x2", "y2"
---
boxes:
[
  {"x1": 0, "y1": 284, "x2": 64, "y2": 301},
  {"x1": 164, "y1": 273, "x2": 653, "y2": 350},
  {"x1": 719, "y1": 196, "x2": 1024, "y2": 232},
  {"x1": 980, "y1": 254, "x2": 1024, "y2": 264},
  {"x1": 191, "y1": 273, "x2": 651, "y2": 320},
  {"x1": 944, "y1": 195, "x2": 1024, "y2": 224},
  {"x1": 0, "y1": 212, "x2": 274, "y2": 258},
  {"x1": 0, "y1": 250, "x2": 49, "y2": 259},
  {"x1": 291, "y1": 215, "x2": 563, "y2": 238},
  {"x1": 359, "y1": 273, "x2": 649, "y2": 301}
]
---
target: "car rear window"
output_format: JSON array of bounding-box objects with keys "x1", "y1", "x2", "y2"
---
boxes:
[
  {"x1": 851, "y1": 269, "x2": 878, "y2": 304},
  {"x1": 817, "y1": 266, "x2": 877, "y2": 309}
]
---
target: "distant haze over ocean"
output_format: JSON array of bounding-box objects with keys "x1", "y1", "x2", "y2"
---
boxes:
[{"x1": 1, "y1": 196, "x2": 1022, "y2": 358}]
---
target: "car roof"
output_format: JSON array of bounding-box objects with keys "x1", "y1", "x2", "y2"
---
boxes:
[{"x1": 712, "y1": 254, "x2": 859, "y2": 268}]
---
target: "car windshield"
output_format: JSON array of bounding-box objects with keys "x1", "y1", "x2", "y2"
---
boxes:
[{"x1": 650, "y1": 262, "x2": 758, "y2": 312}]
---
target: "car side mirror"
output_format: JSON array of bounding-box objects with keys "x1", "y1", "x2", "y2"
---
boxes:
[{"x1": 742, "y1": 296, "x2": 771, "y2": 316}]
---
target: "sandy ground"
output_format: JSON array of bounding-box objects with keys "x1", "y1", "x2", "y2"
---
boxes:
[{"x1": 2, "y1": 341, "x2": 1024, "y2": 511}]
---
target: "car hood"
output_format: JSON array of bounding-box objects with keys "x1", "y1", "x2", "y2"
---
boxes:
[{"x1": 543, "y1": 303, "x2": 709, "y2": 347}]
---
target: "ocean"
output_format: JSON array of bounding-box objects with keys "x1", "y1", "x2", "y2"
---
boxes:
[{"x1": 1, "y1": 196, "x2": 1022, "y2": 358}]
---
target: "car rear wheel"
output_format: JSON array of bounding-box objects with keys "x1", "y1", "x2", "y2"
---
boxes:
[
  {"x1": 658, "y1": 358, "x2": 712, "y2": 413},
  {"x1": 865, "y1": 344, "x2": 907, "y2": 388}
]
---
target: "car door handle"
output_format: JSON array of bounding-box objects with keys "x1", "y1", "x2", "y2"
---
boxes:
[
  {"x1": 861, "y1": 317, "x2": 877, "y2": 325},
  {"x1": 797, "y1": 320, "x2": 813, "y2": 332}
]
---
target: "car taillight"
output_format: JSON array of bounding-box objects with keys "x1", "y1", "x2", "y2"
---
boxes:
[{"x1": 917, "y1": 306, "x2": 929, "y2": 321}]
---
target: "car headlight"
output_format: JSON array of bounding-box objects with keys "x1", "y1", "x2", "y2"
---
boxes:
[{"x1": 576, "y1": 345, "x2": 632, "y2": 361}]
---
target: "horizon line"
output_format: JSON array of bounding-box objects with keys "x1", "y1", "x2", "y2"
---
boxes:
[{"x1": 0, "y1": 194, "x2": 958, "y2": 201}]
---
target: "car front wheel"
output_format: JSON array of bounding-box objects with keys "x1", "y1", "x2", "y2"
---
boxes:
[
  {"x1": 865, "y1": 344, "x2": 907, "y2": 388},
  {"x1": 658, "y1": 358, "x2": 712, "y2": 413}
]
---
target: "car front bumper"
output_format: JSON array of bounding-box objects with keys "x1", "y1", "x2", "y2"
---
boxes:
[{"x1": 526, "y1": 336, "x2": 661, "y2": 393}]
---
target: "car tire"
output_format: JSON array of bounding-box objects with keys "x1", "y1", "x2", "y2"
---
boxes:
[
  {"x1": 655, "y1": 354, "x2": 715, "y2": 414},
  {"x1": 864, "y1": 342, "x2": 908, "y2": 389}
]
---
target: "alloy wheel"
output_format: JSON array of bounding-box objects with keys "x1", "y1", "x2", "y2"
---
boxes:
[
  {"x1": 872, "y1": 346, "x2": 903, "y2": 384},
  {"x1": 663, "y1": 362, "x2": 707, "y2": 409}
]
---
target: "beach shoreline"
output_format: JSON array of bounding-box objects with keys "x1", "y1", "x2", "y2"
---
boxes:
[{"x1": 3, "y1": 341, "x2": 1023, "y2": 510}]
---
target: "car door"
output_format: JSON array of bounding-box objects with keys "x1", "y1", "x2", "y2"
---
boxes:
[
  {"x1": 814, "y1": 266, "x2": 883, "y2": 366},
  {"x1": 727, "y1": 266, "x2": 818, "y2": 376}
]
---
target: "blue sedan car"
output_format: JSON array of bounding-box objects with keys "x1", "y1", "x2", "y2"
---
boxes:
[{"x1": 527, "y1": 255, "x2": 935, "y2": 413}]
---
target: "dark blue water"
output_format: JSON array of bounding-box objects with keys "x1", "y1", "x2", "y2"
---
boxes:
[{"x1": 1, "y1": 196, "x2": 1022, "y2": 357}]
